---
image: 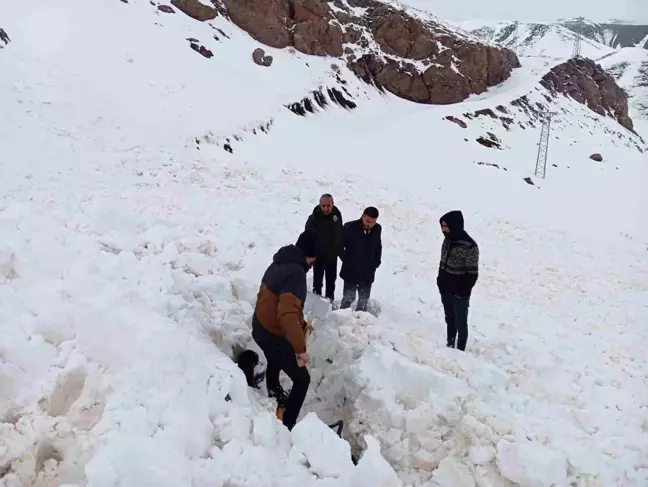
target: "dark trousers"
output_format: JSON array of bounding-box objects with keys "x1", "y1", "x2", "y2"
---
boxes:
[
  {"x1": 312, "y1": 257, "x2": 337, "y2": 301},
  {"x1": 441, "y1": 294, "x2": 470, "y2": 351},
  {"x1": 340, "y1": 281, "x2": 372, "y2": 312},
  {"x1": 252, "y1": 320, "x2": 310, "y2": 430}
]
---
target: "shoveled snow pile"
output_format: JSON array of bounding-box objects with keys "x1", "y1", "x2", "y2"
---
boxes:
[{"x1": 1, "y1": 0, "x2": 647, "y2": 486}]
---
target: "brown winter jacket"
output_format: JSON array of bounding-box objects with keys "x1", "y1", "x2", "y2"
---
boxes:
[{"x1": 253, "y1": 245, "x2": 308, "y2": 354}]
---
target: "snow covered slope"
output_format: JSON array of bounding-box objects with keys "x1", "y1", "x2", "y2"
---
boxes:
[
  {"x1": 599, "y1": 47, "x2": 648, "y2": 132},
  {"x1": 459, "y1": 20, "x2": 615, "y2": 60},
  {"x1": 1, "y1": 1, "x2": 647, "y2": 487}
]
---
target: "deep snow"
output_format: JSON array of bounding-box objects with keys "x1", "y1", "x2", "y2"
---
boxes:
[{"x1": 1, "y1": 1, "x2": 647, "y2": 486}]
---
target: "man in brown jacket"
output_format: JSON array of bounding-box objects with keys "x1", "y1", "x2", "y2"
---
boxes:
[{"x1": 252, "y1": 229, "x2": 320, "y2": 430}]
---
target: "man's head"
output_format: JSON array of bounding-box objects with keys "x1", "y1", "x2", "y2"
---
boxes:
[
  {"x1": 319, "y1": 194, "x2": 334, "y2": 216},
  {"x1": 361, "y1": 206, "x2": 379, "y2": 230},
  {"x1": 296, "y1": 229, "x2": 321, "y2": 265},
  {"x1": 440, "y1": 210, "x2": 464, "y2": 238}
]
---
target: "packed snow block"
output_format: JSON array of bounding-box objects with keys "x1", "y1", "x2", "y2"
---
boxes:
[
  {"x1": 496, "y1": 440, "x2": 568, "y2": 487},
  {"x1": 304, "y1": 291, "x2": 331, "y2": 321},
  {"x1": 85, "y1": 436, "x2": 192, "y2": 487},
  {"x1": 351, "y1": 436, "x2": 401, "y2": 487},
  {"x1": 431, "y1": 457, "x2": 476, "y2": 487},
  {"x1": 290, "y1": 413, "x2": 354, "y2": 478},
  {"x1": 48, "y1": 367, "x2": 87, "y2": 417}
]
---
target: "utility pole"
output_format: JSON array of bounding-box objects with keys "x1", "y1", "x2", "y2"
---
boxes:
[
  {"x1": 535, "y1": 112, "x2": 555, "y2": 179},
  {"x1": 571, "y1": 17, "x2": 584, "y2": 59},
  {"x1": 512, "y1": 20, "x2": 519, "y2": 54}
]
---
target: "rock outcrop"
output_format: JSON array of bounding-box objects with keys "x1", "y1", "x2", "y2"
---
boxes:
[
  {"x1": 209, "y1": 0, "x2": 519, "y2": 105},
  {"x1": 540, "y1": 58, "x2": 633, "y2": 131},
  {"x1": 0, "y1": 28, "x2": 10, "y2": 47},
  {"x1": 252, "y1": 48, "x2": 273, "y2": 67},
  {"x1": 590, "y1": 153, "x2": 603, "y2": 161},
  {"x1": 171, "y1": 0, "x2": 220, "y2": 21}
]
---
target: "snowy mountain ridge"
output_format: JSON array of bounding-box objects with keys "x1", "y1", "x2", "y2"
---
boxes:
[
  {"x1": 1, "y1": 0, "x2": 647, "y2": 486},
  {"x1": 461, "y1": 18, "x2": 648, "y2": 51}
]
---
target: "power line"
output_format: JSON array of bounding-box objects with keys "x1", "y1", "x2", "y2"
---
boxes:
[{"x1": 571, "y1": 17, "x2": 584, "y2": 59}]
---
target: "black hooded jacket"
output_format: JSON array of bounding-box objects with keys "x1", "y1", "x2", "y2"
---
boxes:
[
  {"x1": 437, "y1": 211, "x2": 479, "y2": 297},
  {"x1": 305, "y1": 205, "x2": 343, "y2": 261}
]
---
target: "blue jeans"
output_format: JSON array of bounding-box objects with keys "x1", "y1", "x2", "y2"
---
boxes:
[{"x1": 441, "y1": 294, "x2": 470, "y2": 351}]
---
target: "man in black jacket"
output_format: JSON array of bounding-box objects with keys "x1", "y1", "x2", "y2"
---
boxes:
[
  {"x1": 339, "y1": 207, "x2": 382, "y2": 312},
  {"x1": 305, "y1": 194, "x2": 343, "y2": 303},
  {"x1": 437, "y1": 210, "x2": 479, "y2": 351}
]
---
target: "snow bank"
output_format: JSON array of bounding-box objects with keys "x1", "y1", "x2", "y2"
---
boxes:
[{"x1": 1, "y1": 0, "x2": 647, "y2": 485}]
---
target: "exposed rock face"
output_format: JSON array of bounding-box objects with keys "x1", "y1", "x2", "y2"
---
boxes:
[
  {"x1": 540, "y1": 57, "x2": 633, "y2": 131},
  {"x1": 157, "y1": 4, "x2": 176, "y2": 13},
  {"x1": 252, "y1": 48, "x2": 273, "y2": 67},
  {"x1": 171, "y1": 0, "x2": 219, "y2": 21},
  {"x1": 445, "y1": 116, "x2": 467, "y2": 128},
  {"x1": 590, "y1": 153, "x2": 603, "y2": 162},
  {"x1": 215, "y1": 0, "x2": 519, "y2": 104},
  {"x1": 0, "y1": 28, "x2": 10, "y2": 46}
]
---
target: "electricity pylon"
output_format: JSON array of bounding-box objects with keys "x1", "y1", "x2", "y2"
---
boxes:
[
  {"x1": 535, "y1": 112, "x2": 556, "y2": 179},
  {"x1": 571, "y1": 17, "x2": 585, "y2": 59}
]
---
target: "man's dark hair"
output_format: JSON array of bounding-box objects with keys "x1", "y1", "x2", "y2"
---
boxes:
[{"x1": 363, "y1": 206, "x2": 379, "y2": 219}]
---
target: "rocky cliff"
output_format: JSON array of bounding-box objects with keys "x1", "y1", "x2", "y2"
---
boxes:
[
  {"x1": 540, "y1": 57, "x2": 634, "y2": 131},
  {"x1": 177, "y1": 0, "x2": 520, "y2": 105}
]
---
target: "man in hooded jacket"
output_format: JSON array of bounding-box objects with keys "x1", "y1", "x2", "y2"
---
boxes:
[
  {"x1": 305, "y1": 194, "x2": 343, "y2": 303},
  {"x1": 252, "y1": 229, "x2": 320, "y2": 430},
  {"x1": 437, "y1": 210, "x2": 479, "y2": 351}
]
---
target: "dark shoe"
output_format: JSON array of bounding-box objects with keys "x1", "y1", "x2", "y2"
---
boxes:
[
  {"x1": 268, "y1": 387, "x2": 290, "y2": 407},
  {"x1": 446, "y1": 342, "x2": 455, "y2": 348}
]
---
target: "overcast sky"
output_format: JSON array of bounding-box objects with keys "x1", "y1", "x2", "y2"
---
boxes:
[{"x1": 402, "y1": 0, "x2": 648, "y2": 24}]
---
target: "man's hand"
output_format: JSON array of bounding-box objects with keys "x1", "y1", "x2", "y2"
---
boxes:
[{"x1": 296, "y1": 352, "x2": 309, "y2": 367}]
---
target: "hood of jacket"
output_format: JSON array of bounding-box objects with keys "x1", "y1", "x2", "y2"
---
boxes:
[
  {"x1": 273, "y1": 244, "x2": 309, "y2": 272},
  {"x1": 440, "y1": 210, "x2": 474, "y2": 243}
]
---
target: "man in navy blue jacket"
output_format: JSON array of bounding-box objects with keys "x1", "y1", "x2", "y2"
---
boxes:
[{"x1": 339, "y1": 207, "x2": 382, "y2": 312}]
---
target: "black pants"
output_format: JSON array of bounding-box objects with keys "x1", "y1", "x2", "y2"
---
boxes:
[
  {"x1": 441, "y1": 294, "x2": 470, "y2": 351},
  {"x1": 313, "y1": 257, "x2": 337, "y2": 301},
  {"x1": 340, "y1": 281, "x2": 372, "y2": 312},
  {"x1": 252, "y1": 320, "x2": 310, "y2": 430}
]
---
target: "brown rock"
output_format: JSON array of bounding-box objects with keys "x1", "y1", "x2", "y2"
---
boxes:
[
  {"x1": 540, "y1": 58, "x2": 633, "y2": 131},
  {"x1": 445, "y1": 116, "x2": 468, "y2": 128},
  {"x1": 222, "y1": 0, "x2": 292, "y2": 48},
  {"x1": 215, "y1": 0, "x2": 519, "y2": 105},
  {"x1": 590, "y1": 153, "x2": 603, "y2": 162},
  {"x1": 252, "y1": 47, "x2": 273, "y2": 66},
  {"x1": 342, "y1": 25, "x2": 363, "y2": 44},
  {"x1": 190, "y1": 42, "x2": 214, "y2": 58},
  {"x1": 294, "y1": 19, "x2": 343, "y2": 56},
  {"x1": 369, "y1": 6, "x2": 437, "y2": 60},
  {"x1": 158, "y1": 4, "x2": 176, "y2": 13},
  {"x1": 171, "y1": 0, "x2": 218, "y2": 21}
]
